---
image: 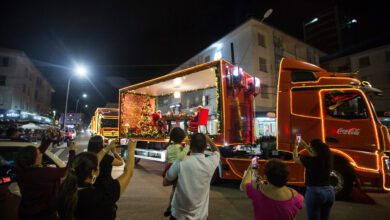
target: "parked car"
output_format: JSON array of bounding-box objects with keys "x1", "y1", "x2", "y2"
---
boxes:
[
  {"x1": 71, "y1": 129, "x2": 77, "y2": 139},
  {"x1": 0, "y1": 140, "x2": 65, "y2": 219}
]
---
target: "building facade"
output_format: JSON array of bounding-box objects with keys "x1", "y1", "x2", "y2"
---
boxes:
[
  {"x1": 321, "y1": 44, "x2": 390, "y2": 114},
  {"x1": 303, "y1": 6, "x2": 358, "y2": 54},
  {"x1": 0, "y1": 48, "x2": 53, "y2": 115},
  {"x1": 173, "y1": 19, "x2": 325, "y2": 138}
]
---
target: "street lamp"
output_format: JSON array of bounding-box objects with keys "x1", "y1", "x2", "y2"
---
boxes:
[
  {"x1": 75, "y1": 93, "x2": 88, "y2": 113},
  {"x1": 63, "y1": 65, "x2": 88, "y2": 129},
  {"x1": 260, "y1": 8, "x2": 273, "y2": 23},
  {"x1": 85, "y1": 104, "x2": 88, "y2": 108},
  {"x1": 237, "y1": 8, "x2": 273, "y2": 66}
]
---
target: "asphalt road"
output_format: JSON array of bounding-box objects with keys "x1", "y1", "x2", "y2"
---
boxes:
[{"x1": 52, "y1": 134, "x2": 390, "y2": 220}]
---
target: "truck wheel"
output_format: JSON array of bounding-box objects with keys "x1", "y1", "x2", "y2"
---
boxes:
[{"x1": 330, "y1": 161, "x2": 354, "y2": 200}]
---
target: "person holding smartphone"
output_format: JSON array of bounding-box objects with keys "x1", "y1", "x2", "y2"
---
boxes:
[
  {"x1": 87, "y1": 136, "x2": 124, "y2": 188},
  {"x1": 59, "y1": 138, "x2": 137, "y2": 220},
  {"x1": 293, "y1": 138, "x2": 334, "y2": 220},
  {"x1": 240, "y1": 159, "x2": 303, "y2": 220},
  {"x1": 15, "y1": 129, "x2": 77, "y2": 220}
]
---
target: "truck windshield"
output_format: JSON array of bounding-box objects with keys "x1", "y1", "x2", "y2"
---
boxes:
[
  {"x1": 101, "y1": 118, "x2": 118, "y2": 127},
  {"x1": 325, "y1": 92, "x2": 368, "y2": 119}
]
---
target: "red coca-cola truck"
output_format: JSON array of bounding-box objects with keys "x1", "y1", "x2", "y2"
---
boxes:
[{"x1": 119, "y1": 58, "x2": 390, "y2": 198}]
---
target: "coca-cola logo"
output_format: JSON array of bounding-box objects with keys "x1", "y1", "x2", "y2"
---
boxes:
[{"x1": 337, "y1": 128, "x2": 360, "y2": 136}]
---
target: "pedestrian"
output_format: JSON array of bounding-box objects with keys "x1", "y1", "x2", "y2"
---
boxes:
[
  {"x1": 163, "y1": 133, "x2": 219, "y2": 220},
  {"x1": 163, "y1": 127, "x2": 190, "y2": 217},
  {"x1": 87, "y1": 136, "x2": 124, "y2": 189},
  {"x1": 15, "y1": 132, "x2": 76, "y2": 220},
  {"x1": 240, "y1": 159, "x2": 304, "y2": 220},
  {"x1": 58, "y1": 139, "x2": 137, "y2": 220},
  {"x1": 293, "y1": 139, "x2": 335, "y2": 220}
]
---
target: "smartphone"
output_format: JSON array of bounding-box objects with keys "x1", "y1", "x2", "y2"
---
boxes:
[
  {"x1": 120, "y1": 138, "x2": 129, "y2": 145},
  {"x1": 251, "y1": 156, "x2": 258, "y2": 169},
  {"x1": 296, "y1": 134, "x2": 302, "y2": 146}
]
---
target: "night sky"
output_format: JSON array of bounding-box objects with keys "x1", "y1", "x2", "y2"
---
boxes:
[{"x1": 0, "y1": 0, "x2": 388, "y2": 118}]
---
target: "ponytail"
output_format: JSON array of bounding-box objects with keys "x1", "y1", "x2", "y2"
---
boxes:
[
  {"x1": 59, "y1": 152, "x2": 98, "y2": 220},
  {"x1": 59, "y1": 168, "x2": 78, "y2": 220}
]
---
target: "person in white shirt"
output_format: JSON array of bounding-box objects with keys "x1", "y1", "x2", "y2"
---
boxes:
[{"x1": 163, "y1": 133, "x2": 220, "y2": 220}]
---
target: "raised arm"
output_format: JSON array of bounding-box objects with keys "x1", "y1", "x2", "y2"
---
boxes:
[
  {"x1": 116, "y1": 139, "x2": 136, "y2": 195},
  {"x1": 240, "y1": 167, "x2": 252, "y2": 193},
  {"x1": 293, "y1": 140, "x2": 301, "y2": 164},
  {"x1": 38, "y1": 133, "x2": 52, "y2": 153},
  {"x1": 111, "y1": 146, "x2": 124, "y2": 166},
  {"x1": 205, "y1": 135, "x2": 219, "y2": 153},
  {"x1": 96, "y1": 139, "x2": 116, "y2": 164},
  {"x1": 301, "y1": 139, "x2": 315, "y2": 156}
]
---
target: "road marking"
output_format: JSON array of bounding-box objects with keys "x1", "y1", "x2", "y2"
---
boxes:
[{"x1": 55, "y1": 149, "x2": 65, "y2": 157}]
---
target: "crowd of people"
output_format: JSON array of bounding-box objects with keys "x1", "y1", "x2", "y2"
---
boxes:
[
  {"x1": 1, "y1": 125, "x2": 76, "y2": 147},
  {"x1": 8, "y1": 125, "x2": 335, "y2": 220}
]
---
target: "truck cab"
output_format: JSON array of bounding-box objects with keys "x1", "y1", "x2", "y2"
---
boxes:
[
  {"x1": 91, "y1": 108, "x2": 119, "y2": 139},
  {"x1": 276, "y1": 58, "x2": 390, "y2": 197}
]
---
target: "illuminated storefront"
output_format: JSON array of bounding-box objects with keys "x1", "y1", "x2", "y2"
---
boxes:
[{"x1": 255, "y1": 112, "x2": 276, "y2": 139}]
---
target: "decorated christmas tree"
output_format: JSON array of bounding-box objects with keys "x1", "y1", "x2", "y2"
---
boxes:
[{"x1": 138, "y1": 98, "x2": 159, "y2": 137}]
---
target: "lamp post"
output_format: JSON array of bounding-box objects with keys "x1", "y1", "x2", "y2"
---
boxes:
[
  {"x1": 237, "y1": 8, "x2": 273, "y2": 66},
  {"x1": 63, "y1": 65, "x2": 88, "y2": 129},
  {"x1": 75, "y1": 93, "x2": 88, "y2": 113}
]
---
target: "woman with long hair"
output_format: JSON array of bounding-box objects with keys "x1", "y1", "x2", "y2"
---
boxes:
[
  {"x1": 293, "y1": 139, "x2": 335, "y2": 220},
  {"x1": 87, "y1": 136, "x2": 123, "y2": 189},
  {"x1": 15, "y1": 134, "x2": 76, "y2": 220},
  {"x1": 58, "y1": 139, "x2": 136, "y2": 220},
  {"x1": 163, "y1": 127, "x2": 189, "y2": 217}
]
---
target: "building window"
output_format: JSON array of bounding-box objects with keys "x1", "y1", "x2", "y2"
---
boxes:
[
  {"x1": 261, "y1": 84, "x2": 269, "y2": 99},
  {"x1": 358, "y1": 56, "x2": 370, "y2": 68},
  {"x1": 257, "y1": 33, "x2": 265, "y2": 47},
  {"x1": 0, "y1": 75, "x2": 6, "y2": 86},
  {"x1": 204, "y1": 55, "x2": 210, "y2": 63},
  {"x1": 34, "y1": 90, "x2": 38, "y2": 100},
  {"x1": 0, "y1": 57, "x2": 9, "y2": 67},
  {"x1": 259, "y1": 57, "x2": 267, "y2": 72},
  {"x1": 23, "y1": 84, "x2": 26, "y2": 93},
  {"x1": 386, "y1": 51, "x2": 390, "y2": 62}
]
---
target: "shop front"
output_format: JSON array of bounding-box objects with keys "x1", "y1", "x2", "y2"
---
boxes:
[{"x1": 255, "y1": 112, "x2": 276, "y2": 139}]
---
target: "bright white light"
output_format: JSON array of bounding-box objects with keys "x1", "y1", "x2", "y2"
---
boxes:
[
  {"x1": 351, "y1": 19, "x2": 357, "y2": 23},
  {"x1": 75, "y1": 65, "x2": 88, "y2": 76},
  {"x1": 211, "y1": 43, "x2": 223, "y2": 49},
  {"x1": 82, "y1": 93, "x2": 87, "y2": 98},
  {"x1": 174, "y1": 91, "x2": 181, "y2": 99},
  {"x1": 233, "y1": 67, "x2": 239, "y2": 76},
  {"x1": 214, "y1": 51, "x2": 222, "y2": 61},
  {"x1": 305, "y1": 17, "x2": 318, "y2": 26},
  {"x1": 85, "y1": 104, "x2": 88, "y2": 108},
  {"x1": 263, "y1": 8, "x2": 273, "y2": 19},
  {"x1": 255, "y1": 77, "x2": 261, "y2": 87},
  {"x1": 173, "y1": 78, "x2": 182, "y2": 86},
  {"x1": 53, "y1": 110, "x2": 56, "y2": 114}
]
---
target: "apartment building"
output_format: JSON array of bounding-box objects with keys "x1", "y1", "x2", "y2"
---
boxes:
[
  {"x1": 0, "y1": 48, "x2": 54, "y2": 115},
  {"x1": 321, "y1": 44, "x2": 390, "y2": 114},
  {"x1": 173, "y1": 19, "x2": 325, "y2": 137}
]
